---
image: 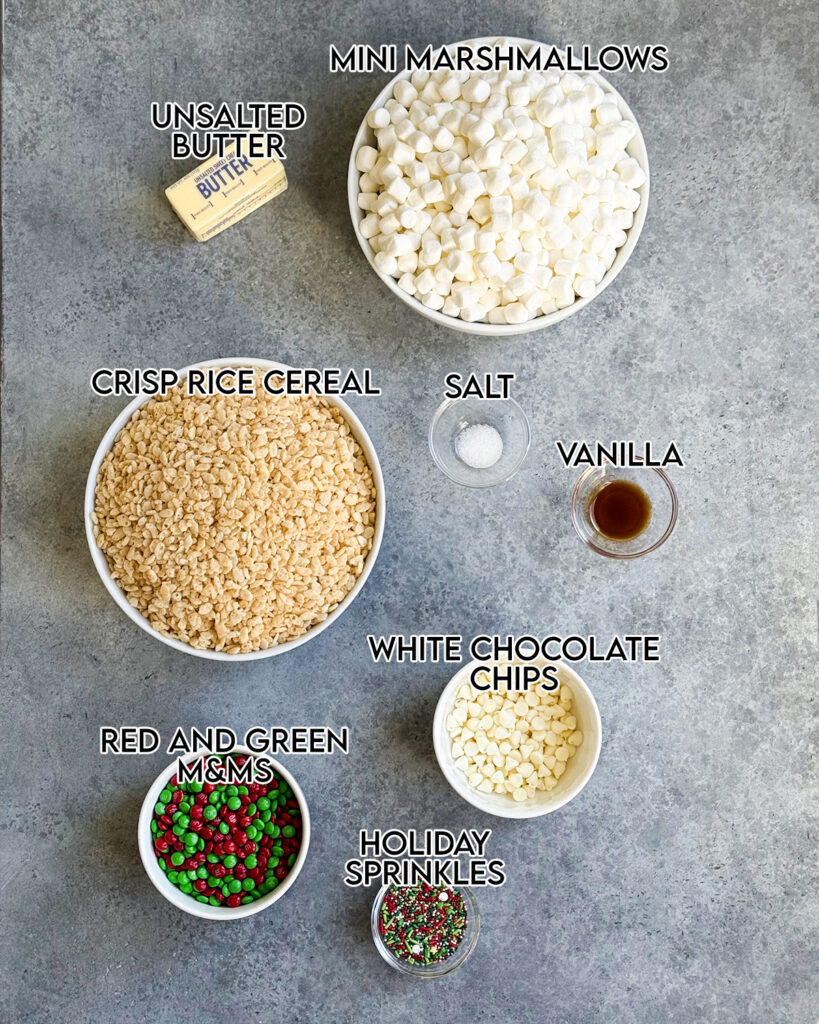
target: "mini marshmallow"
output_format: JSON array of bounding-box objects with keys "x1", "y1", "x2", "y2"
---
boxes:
[
  {"x1": 446, "y1": 250, "x2": 473, "y2": 276},
  {"x1": 386, "y1": 140, "x2": 414, "y2": 166},
  {"x1": 405, "y1": 161, "x2": 429, "y2": 188},
  {"x1": 513, "y1": 251, "x2": 539, "y2": 275},
  {"x1": 378, "y1": 212, "x2": 400, "y2": 235},
  {"x1": 547, "y1": 275, "x2": 574, "y2": 303},
  {"x1": 422, "y1": 151, "x2": 443, "y2": 177},
  {"x1": 437, "y1": 150, "x2": 461, "y2": 176},
  {"x1": 431, "y1": 125, "x2": 455, "y2": 152},
  {"x1": 355, "y1": 145, "x2": 378, "y2": 173},
  {"x1": 508, "y1": 84, "x2": 530, "y2": 106},
  {"x1": 393, "y1": 80, "x2": 418, "y2": 108},
  {"x1": 419, "y1": 81, "x2": 442, "y2": 104},
  {"x1": 455, "y1": 223, "x2": 477, "y2": 251},
  {"x1": 376, "y1": 125, "x2": 397, "y2": 150},
  {"x1": 439, "y1": 77, "x2": 461, "y2": 103},
  {"x1": 569, "y1": 212, "x2": 592, "y2": 239},
  {"x1": 504, "y1": 302, "x2": 529, "y2": 324},
  {"x1": 520, "y1": 288, "x2": 545, "y2": 313},
  {"x1": 386, "y1": 176, "x2": 411, "y2": 203},
  {"x1": 502, "y1": 138, "x2": 527, "y2": 165},
  {"x1": 451, "y1": 193, "x2": 473, "y2": 215},
  {"x1": 475, "y1": 139, "x2": 504, "y2": 170},
  {"x1": 497, "y1": 117, "x2": 517, "y2": 141},
  {"x1": 408, "y1": 130, "x2": 432, "y2": 155},
  {"x1": 476, "y1": 229, "x2": 497, "y2": 253},
  {"x1": 396, "y1": 250, "x2": 419, "y2": 274},
  {"x1": 367, "y1": 107, "x2": 390, "y2": 129},
  {"x1": 554, "y1": 258, "x2": 579, "y2": 278},
  {"x1": 490, "y1": 211, "x2": 513, "y2": 234},
  {"x1": 421, "y1": 290, "x2": 445, "y2": 310},
  {"x1": 397, "y1": 271, "x2": 416, "y2": 294},
  {"x1": 470, "y1": 196, "x2": 492, "y2": 225},
  {"x1": 385, "y1": 99, "x2": 408, "y2": 121},
  {"x1": 414, "y1": 267, "x2": 436, "y2": 293},
  {"x1": 462, "y1": 76, "x2": 491, "y2": 104},
  {"x1": 420, "y1": 179, "x2": 445, "y2": 204},
  {"x1": 595, "y1": 101, "x2": 620, "y2": 125},
  {"x1": 467, "y1": 118, "x2": 494, "y2": 147},
  {"x1": 395, "y1": 118, "x2": 414, "y2": 142},
  {"x1": 493, "y1": 235, "x2": 518, "y2": 260},
  {"x1": 485, "y1": 168, "x2": 511, "y2": 196},
  {"x1": 476, "y1": 251, "x2": 502, "y2": 278},
  {"x1": 359, "y1": 213, "x2": 380, "y2": 239},
  {"x1": 514, "y1": 114, "x2": 534, "y2": 139},
  {"x1": 405, "y1": 188, "x2": 425, "y2": 211},
  {"x1": 548, "y1": 224, "x2": 573, "y2": 250},
  {"x1": 520, "y1": 231, "x2": 543, "y2": 255},
  {"x1": 458, "y1": 171, "x2": 484, "y2": 198},
  {"x1": 523, "y1": 191, "x2": 550, "y2": 221},
  {"x1": 379, "y1": 162, "x2": 402, "y2": 186},
  {"x1": 451, "y1": 282, "x2": 479, "y2": 308},
  {"x1": 508, "y1": 173, "x2": 530, "y2": 201},
  {"x1": 512, "y1": 210, "x2": 536, "y2": 233},
  {"x1": 373, "y1": 251, "x2": 398, "y2": 276},
  {"x1": 358, "y1": 172, "x2": 378, "y2": 195}
]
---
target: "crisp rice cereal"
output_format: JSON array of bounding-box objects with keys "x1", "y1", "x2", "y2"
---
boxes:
[{"x1": 92, "y1": 370, "x2": 377, "y2": 653}]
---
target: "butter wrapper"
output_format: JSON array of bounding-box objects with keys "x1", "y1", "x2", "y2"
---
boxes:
[{"x1": 165, "y1": 147, "x2": 287, "y2": 242}]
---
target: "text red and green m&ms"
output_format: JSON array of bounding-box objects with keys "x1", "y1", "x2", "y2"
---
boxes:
[
  {"x1": 379, "y1": 884, "x2": 468, "y2": 965},
  {"x1": 149, "y1": 756, "x2": 302, "y2": 908}
]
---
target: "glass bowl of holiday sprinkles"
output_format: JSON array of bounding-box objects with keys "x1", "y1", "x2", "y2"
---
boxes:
[{"x1": 371, "y1": 883, "x2": 481, "y2": 977}]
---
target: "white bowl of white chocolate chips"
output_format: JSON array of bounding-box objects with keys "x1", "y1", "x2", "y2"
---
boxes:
[
  {"x1": 348, "y1": 37, "x2": 649, "y2": 335},
  {"x1": 433, "y1": 659, "x2": 602, "y2": 818}
]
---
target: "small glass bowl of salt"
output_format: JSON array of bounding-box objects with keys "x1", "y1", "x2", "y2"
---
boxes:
[{"x1": 428, "y1": 396, "x2": 530, "y2": 488}]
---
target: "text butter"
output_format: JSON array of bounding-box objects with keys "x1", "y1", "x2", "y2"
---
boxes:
[{"x1": 165, "y1": 147, "x2": 287, "y2": 241}]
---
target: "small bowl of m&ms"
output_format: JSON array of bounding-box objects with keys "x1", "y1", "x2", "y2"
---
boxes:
[{"x1": 138, "y1": 748, "x2": 310, "y2": 919}]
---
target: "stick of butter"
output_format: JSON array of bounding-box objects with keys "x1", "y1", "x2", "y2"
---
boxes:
[{"x1": 165, "y1": 147, "x2": 287, "y2": 242}]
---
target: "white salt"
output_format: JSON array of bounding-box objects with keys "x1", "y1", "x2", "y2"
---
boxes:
[{"x1": 455, "y1": 423, "x2": 503, "y2": 469}]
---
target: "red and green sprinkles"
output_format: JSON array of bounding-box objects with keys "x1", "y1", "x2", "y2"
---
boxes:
[
  {"x1": 149, "y1": 755, "x2": 302, "y2": 908},
  {"x1": 379, "y1": 884, "x2": 468, "y2": 965}
]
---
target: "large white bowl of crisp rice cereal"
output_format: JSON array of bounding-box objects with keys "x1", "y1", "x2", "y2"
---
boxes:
[{"x1": 85, "y1": 357, "x2": 385, "y2": 660}]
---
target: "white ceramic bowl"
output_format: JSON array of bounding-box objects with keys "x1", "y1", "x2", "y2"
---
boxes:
[
  {"x1": 138, "y1": 747, "x2": 310, "y2": 920},
  {"x1": 85, "y1": 357, "x2": 386, "y2": 661},
  {"x1": 348, "y1": 36, "x2": 650, "y2": 336},
  {"x1": 433, "y1": 658, "x2": 602, "y2": 818}
]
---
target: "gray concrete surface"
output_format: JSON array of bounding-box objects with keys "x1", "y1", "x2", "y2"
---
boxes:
[{"x1": 2, "y1": 2, "x2": 817, "y2": 1022}]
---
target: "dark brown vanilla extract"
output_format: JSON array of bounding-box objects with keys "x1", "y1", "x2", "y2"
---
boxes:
[{"x1": 590, "y1": 480, "x2": 652, "y2": 541}]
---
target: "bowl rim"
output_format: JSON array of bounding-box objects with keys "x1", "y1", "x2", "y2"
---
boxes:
[
  {"x1": 84, "y1": 356, "x2": 386, "y2": 660},
  {"x1": 370, "y1": 882, "x2": 481, "y2": 977},
  {"x1": 570, "y1": 464, "x2": 679, "y2": 559},
  {"x1": 427, "y1": 396, "x2": 531, "y2": 488},
  {"x1": 347, "y1": 36, "x2": 650, "y2": 337},
  {"x1": 137, "y1": 746, "x2": 311, "y2": 920},
  {"x1": 432, "y1": 657, "x2": 602, "y2": 818}
]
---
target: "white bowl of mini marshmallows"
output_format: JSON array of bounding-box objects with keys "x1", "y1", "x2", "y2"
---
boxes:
[
  {"x1": 433, "y1": 659, "x2": 602, "y2": 818},
  {"x1": 349, "y1": 37, "x2": 649, "y2": 335}
]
